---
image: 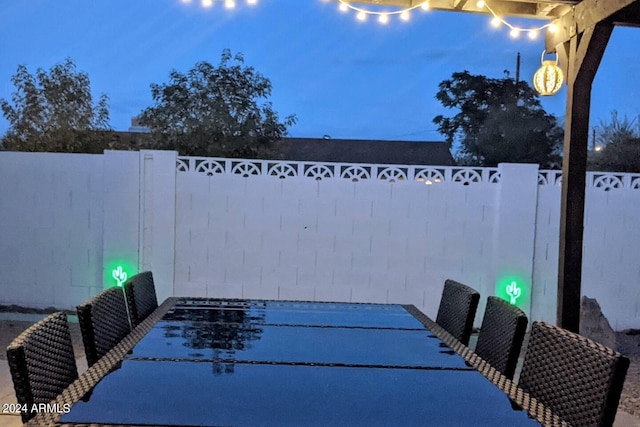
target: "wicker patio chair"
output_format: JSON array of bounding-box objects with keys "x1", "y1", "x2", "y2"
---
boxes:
[
  {"x1": 474, "y1": 296, "x2": 528, "y2": 379},
  {"x1": 124, "y1": 271, "x2": 158, "y2": 327},
  {"x1": 435, "y1": 279, "x2": 480, "y2": 346},
  {"x1": 77, "y1": 286, "x2": 132, "y2": 367},
  {"x1": 6, "y1": 312, "x2": 78, "y2": 423},
  {"x1": 518, "y1": 321, "x2": 630, "y2": 427}
]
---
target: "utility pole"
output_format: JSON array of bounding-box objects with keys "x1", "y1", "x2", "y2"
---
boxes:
[{"x1": 515, "y1": 52, "x2": 521, "y2": 83}]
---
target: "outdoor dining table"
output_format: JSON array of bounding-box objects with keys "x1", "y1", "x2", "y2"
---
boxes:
[{"x1": 28, "y1": 298, "x2": 565, "y2": 426}]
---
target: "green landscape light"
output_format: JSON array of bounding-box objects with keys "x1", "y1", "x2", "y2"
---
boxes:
[
  {"x1": 104, "y1": 260, "x2": 136, "y2": 289},
  {"x1": 495, "y1": 275, "x2": 530, "y2": 309},
  {"x1": 505, "y1": 281, "x2": 522, "y2": 304},
  {"x1": 112, "y1": 266, "x2": 128, "y2": 287}
]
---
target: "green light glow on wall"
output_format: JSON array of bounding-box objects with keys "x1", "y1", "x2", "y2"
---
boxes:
[
  {"x1": 104, "y1": 260, "x2": 136, "y2": 289},
  {"x1": 495, "y1": 274, "x2": 530, "y2": 310}
]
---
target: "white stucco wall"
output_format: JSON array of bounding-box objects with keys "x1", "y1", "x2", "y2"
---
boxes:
[
  {"x1": 0, "y1": 152, "x2": 105, "y2": 307},
  {"x1": 1, "y1": 150, "x2": 639, "y2": 330},
  {"x1": 173, "y1": 161, "x2": 500, "y2": 320}
]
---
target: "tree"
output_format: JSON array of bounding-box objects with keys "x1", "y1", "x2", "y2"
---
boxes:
[
  {"x1": 138, "y1": 49, "x2": 297, "y2": 158},
  {"x1": 588, "y1": 111, "x2": 640, "y2": 172},
  {"x1": 1, "y1": 59, "x2": 112, "y2": 153},
  {"x1": 433, "y1": 71, "x2": 563, "y2": 167}
]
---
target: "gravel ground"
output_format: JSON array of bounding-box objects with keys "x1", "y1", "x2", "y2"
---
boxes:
[{"x1": 616, "y1": 330, "x2": 640, "y2": 417}]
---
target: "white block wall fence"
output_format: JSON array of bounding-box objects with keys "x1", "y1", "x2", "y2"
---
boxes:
[{"x1": 1, "y1": 150, "x2": 639, "y2": 330}]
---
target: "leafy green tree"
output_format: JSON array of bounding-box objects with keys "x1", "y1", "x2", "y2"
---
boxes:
[
  {"x1": 433, "y1": 71, "x2": 563, "y2": 167},
  {"x1": 589, "y1": 111, "x2": 640, "y2": 172},
  {"x1": 138, "y1": 49, "x2": 297, "y2": 158},
  {"x1": 1, "y1": 58, "x2": 112, "y2": 153}
]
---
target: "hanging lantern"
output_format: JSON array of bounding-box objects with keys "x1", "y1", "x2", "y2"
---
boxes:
[{"x1": 533, "y1": 51, "x2": 564, "y2": 96}]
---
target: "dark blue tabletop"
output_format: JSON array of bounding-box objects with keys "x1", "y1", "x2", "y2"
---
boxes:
[
  {"x1": 127, "y1": 323, "x2": 469, "y2": 368},
  {"x1": 61, "y1": 299, "x2": 540, "y2": 426},
  {"x1": 165, "y1": 300, "x2": 426, "y2": 329},
  {"x1": 61, "y1": 361, "x2": 539, "y2": 426}
]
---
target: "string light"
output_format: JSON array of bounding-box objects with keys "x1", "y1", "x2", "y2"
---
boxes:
[
  {"x1": 180, "y1": 0, "x2": 556, "y2": 39},
  {"x1": 334, "y1": 0, "x2": 554, "y2": 37},
  {"x1": 335, "y1": 0, "x2": 432, "y2": 23},
  {"x1": 475, "y1": 0, "x2": 555, "y2": 39}
]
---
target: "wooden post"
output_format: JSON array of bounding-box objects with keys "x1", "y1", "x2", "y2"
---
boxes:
[{"x1": 555, "y1": 23, "x2": 613, "y2": 332}]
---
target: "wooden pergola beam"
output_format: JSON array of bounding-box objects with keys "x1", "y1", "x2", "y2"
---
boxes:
[
  {"x1": 451, "y1": 0, "x2": 471, "y2": 10},
  {"x1": 553, "y1": 22, "x2": 613, "y2": 332},
  {"x1": 547, "y1": 0, "x2": 640, "y2": 49},
  {"x1": 544, "y1": 1, "x2": 637, "y2": 333}
]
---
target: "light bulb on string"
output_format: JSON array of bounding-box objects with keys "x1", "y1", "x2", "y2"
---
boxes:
[
  {"x1": 356, "y1": 11, "x2": 366, "y2": 21},
  {"x1": 379, "y1": 14, "x2": 389, "y2": 24},
  {"x1": 510, "y1": 28, "x2": 520, "y2": 38},
  {"x1": 400, "y1": 10, "x2": 410, "y2": 21}
]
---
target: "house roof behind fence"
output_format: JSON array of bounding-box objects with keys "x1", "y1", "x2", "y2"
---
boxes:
[{"x1": 284, "y1": 137, "x2": 455, "y2": 166}]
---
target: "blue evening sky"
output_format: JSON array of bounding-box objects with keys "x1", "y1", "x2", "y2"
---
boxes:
[{"x1": 1, "y1": 0, "x2": 639, "y2": 142}]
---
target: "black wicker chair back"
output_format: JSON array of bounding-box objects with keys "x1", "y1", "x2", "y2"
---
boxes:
[
  {"x1": 124, "y1": 271, "x2": 158, "y2": 327},
  {"x1": 435, "y1": 279, "x2": 480, "y2": 345},
  {"x1": 518, "y1": 321, "x2": 630, "y2": 427},
  {"x1": 77, "y1": 286, "x2": 132, "y2": 367},
  {"x1": 474, "y1": 296, "x2": 528, "y2": 379},
  {"x1": 6, "y1": 312, "x2": 78, "y2": 423}
]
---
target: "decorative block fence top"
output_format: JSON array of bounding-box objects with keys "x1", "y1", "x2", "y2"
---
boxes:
[
  {"x1": 537, "y1": 170, "x2": 640, "y2": 190},
  {"x1": 176, "y1": 157, "x2": 640, "y2": 191}
]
